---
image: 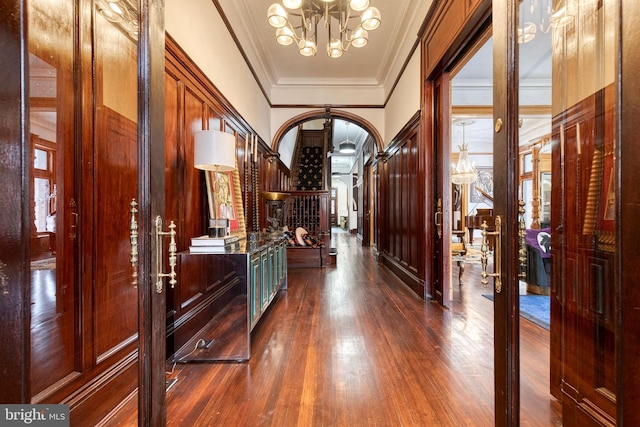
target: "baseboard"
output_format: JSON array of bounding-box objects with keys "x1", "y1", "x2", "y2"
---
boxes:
[
  {"x1": 380, "y1": 252, "x2": 424, "y2": 298},
  {"x1": 64, "y1": 351, "x2": 138, "y2": 426}
]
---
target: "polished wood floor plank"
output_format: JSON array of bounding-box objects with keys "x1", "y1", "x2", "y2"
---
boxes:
[{"x1": 106, "y1": 231, "x2": 561, "y2": 426}]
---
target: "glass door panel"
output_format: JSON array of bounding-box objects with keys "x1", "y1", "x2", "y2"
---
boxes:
[
  {"x1": 552, "y1": 0, "x2": 618, "y2": 421},
  {"x1": 518, "y1": 0, "x2": 619, "y2": 424},
  {"x1": 28, "y1": 0, "x2": 78, "y2": 400},
  {"x1": 93, "y1": 3, "x2": 140, "y2": 361}
]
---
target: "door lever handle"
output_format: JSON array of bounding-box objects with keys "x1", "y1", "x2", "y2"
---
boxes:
[
  {"x1": 480, "y1": 216, "x2": 502, "y2": 293},
  {"x1": 129, "y1": 199, "x2": 138, "y2": 287},
  {"x1": 435, "y1": 198, "x2": 443, "y2": 239},
  {"x1": 518, "y1": 200, "x2": 527, "y2": 280},
  {"x1": 155, "y1": 215, "x2": 177, "y2": 294}
]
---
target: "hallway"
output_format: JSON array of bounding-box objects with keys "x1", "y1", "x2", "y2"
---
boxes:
[{"x1": 108, "y1": 232, "x2": 560, "y2": 426}]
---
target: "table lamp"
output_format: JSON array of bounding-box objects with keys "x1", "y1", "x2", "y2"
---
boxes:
[{"x1": 194, "y1": 130, "x2": 236, "y2": 238}]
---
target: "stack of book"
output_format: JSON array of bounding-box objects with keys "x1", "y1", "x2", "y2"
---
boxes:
[{"x1": 189, "y1": 235, "x2": 240, "y2": 253}]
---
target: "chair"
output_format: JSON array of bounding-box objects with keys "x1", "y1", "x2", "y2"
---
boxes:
[{"x1": 451, "y1": 230, "x2": 467, "y2": 285}]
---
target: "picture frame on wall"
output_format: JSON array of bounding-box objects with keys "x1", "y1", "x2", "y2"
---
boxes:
[
  {"x1": 470, "y1": 167, "x2": 494, "y2": 203},
  {"x1": 205, "y1": 160, "x2": 247, "y2": 240},
  {"x1": 352, "y1": 174, "x2": 358, "y2": 211}
]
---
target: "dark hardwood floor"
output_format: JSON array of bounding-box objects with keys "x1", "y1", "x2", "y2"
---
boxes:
[{"x1": 106, "y1": 231, "x2": 561, "y2": 426}]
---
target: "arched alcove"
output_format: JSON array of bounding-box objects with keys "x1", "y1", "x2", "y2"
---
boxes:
[{"x1": 271, "y1": 109, "x2": 383, "y2": 154}]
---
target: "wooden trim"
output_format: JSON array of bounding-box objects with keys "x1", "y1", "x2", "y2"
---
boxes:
[
  {"x1": 0, "y1": 0, "x2": 30, "y2": 403},
  {"x1": 620, "y1": 0, "x2": 640, "y2": 423},
  {"x1": 378, "y1": 111, "x2": 424, "y2": 298},
  {"x1": 379, "y1": 252, "x2": 424, "y2": 296},
  {"x1": 492, "y1": 0, "x2": 521, "y2": 424},
  {"x1": 138, "y1": 0, "x2": 167, "y2": 424},
  {"x1": 382, "y1": 111, "x2": 421, "y2": 156},
  {"x1": 451, "y1": 105, "x2": 552, "y2": 115},
  {"x1": 383, "y1": 37, "x2": 422, "y2": 107},
  {"x1": 165, "y1": 35, "x2": 266, "y2": 148},
  {"x1": 64, "y1": 352, "x2": 138, "y2": 426},
  {"x1": 271, "y1": 103, "x2": 384, "y2": 109},
  {"x1": 271, "y1": 109, "x2": 384, "y2": 153},
  {"x1": 210, "y1": 0, "x2": 271, "y2": 107}
]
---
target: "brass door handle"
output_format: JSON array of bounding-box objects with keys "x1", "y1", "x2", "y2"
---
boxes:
[
  {"x1": 68, "y1": 199, "x2": 78, "y2": 239},
  {"x1": 155, "y1": 215, "x2": 177, "y2": 294},
  {"x1": 518, "y1": 200, "x2": 527, "y2": 279},
  {"x1": 435, "y1": 198, "x2": 443, "y2": 239},
  {"x1": 130, "y1": 199, "x2": 138, "y2": 287},
  {"x1": 480, "y1": 216, "x2": 502, "y2": 293}
]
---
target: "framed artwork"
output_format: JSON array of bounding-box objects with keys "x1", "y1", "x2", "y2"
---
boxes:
[
  {"x1": 205, "y1": 160, "x2": 246, "y2": 240},
  {"x1": 352, "y1": 174, "x2": 358, "y2": 211},
  {"x1": 470, "y1": 168, "x2": 494, "y2": 203}
]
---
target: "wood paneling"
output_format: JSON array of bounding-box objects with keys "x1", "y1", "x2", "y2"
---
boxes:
[
  {"x1": 0, "y1": 0, "x2": 29, "y2": 404},
  {"x1": 620, "y1": 1, "x2": 640, "y2": 422},
  {"x1": 163, "y1": 36, "x2": 282, "y2": 362},
  {"x1": 379, "y1": 114, "x2": 424, "y2": 296},
  {"x1": 94, "y1": 106, "x2": 138, "y2": 360},
  {"x1": 421, "y1": 0, "x2": 491, "y2": 78},
  {"x1": 554, "y1": 85, "x2": 617, "y2": 426}
]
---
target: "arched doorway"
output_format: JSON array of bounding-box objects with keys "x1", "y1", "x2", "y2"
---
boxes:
[{"x1": 271, "y1": 110, "x2": 381, "y2": 249}]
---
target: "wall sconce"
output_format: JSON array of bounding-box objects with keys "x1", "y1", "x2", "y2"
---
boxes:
[{"x1": 194, "y1": 130, "x2": 236, "y2": 237}]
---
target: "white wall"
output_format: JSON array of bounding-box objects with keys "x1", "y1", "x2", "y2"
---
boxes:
[
  {"x1": 384, "y1": 48, "x2": 421, "y2": 145},
  {"x1": 166, "y1": 0, "x2": 422, "y2": 156},
  {"x1": 165, "y1": 0, "x2": 271, "y2": 142},
  {"x1": 332, "y1": 178, "x2": 349, "y2": 222},
  {"x1": 271, "y1": 85, "x2": 386, "y2": 106}
]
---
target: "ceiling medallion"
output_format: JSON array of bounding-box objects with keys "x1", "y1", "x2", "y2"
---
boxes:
[{"x1": 267, "y1": 0, "x2": 381, "y2": 58}]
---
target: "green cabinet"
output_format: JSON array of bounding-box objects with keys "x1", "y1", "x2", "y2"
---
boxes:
[{"x1": 248, "y1": 238, "x2": 288, "y2": 331}]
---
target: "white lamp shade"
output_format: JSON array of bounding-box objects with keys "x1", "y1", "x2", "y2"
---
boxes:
[
  {"x1": 327, "y1": 39, "x2": 344, "y2": 58},
  {"x1": 361, "y1": 6, "x2": 381, "y2": 31},
  {"x1": 276, "y1": 26, "x2": 295, "y2": 45},
  {"x1": 193, "y1": 130, "x2": 236, "y2": 171},
  {"x1": 351, "y1": 26, "x2": 368, "y2": 48},
  {"x1": 267, "y1": 3, "x2": 288, "y2": 28},
  {"x1": 298, "y1": 39, "x2": 317, "y2": 56},
  {"x1": 349, "y1": 0, "x2": 370, "y2": 12},
  {"x1": 282, "y1": 0, "x2": 303, "y2": 9}
]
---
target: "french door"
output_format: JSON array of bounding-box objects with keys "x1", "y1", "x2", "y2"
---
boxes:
[
  {"x1": 493, "y1": 0, "x2": 640, "y2": 425},
  {"x1": 0, "y1": 0, "x2": 166, "y2": 424}
]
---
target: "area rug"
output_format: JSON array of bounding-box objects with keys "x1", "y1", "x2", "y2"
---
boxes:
[
  {"x1": 464, "y1": 247, "x2": 492, "y2": 265},
  {"x1": 482, "y1": 294, "x2": 550, "y2": 330}
]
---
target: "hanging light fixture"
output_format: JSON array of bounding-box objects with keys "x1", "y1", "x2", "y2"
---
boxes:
[
  {"x1": 339, "y1": 122, "x2": 356, "y2": 154},
  {"x1": 95, "y1": 0, "x2": 139, "y2": 40},
  {"x1": 451, "y1": 120, "x2": 478, "y2": 185},
  {"x1": 524, "y1": 0, "x2": 573, "y2": 35},
  {"x1": 517, "y1": 21, "x2": 537, "y2": 43},
  {"x1": 517, "y1": 0, "x2": 537, "y2": 44},
  {"x1": 267, "y1": 0, "x2": 381, "y2": 58}
]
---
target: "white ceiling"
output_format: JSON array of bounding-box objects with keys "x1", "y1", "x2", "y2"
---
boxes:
[
  {"x1": 215, "y1": 0, "x2": 430, "y2": 173},
  {"x1": 215, "y1": 0, "x2": 553, "y2": 173},
  {"x1": 217, "y1": 0, "x2": 431, "y2": 96}
]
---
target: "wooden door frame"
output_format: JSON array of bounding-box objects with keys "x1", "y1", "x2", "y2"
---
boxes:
[
  {"x1": 137, "y1": 0, "x2": 166, "y2": 425},
  {"x1": 620, "y1": 0, "x2": 640, "y2": 422},
  {"x1": 492, "y1": 0, "x2": 521, "y2": 424},
  {"x1": 0, "y1": 0, "x2": 31, "y2": 404},
  {"x1": 362, "y1": 163, "x2": 371, "y2": 246},
  {"x1": 429, "y1": 74, "x2": 453, "y2": 306},
  {"x1": 422, "y1": 0, "x2": 520, "y2": 422}
]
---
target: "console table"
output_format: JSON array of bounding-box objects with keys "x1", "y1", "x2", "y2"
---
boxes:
[{"x1": 173, "y1": 238, "x2": 287, "y2": 362}]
